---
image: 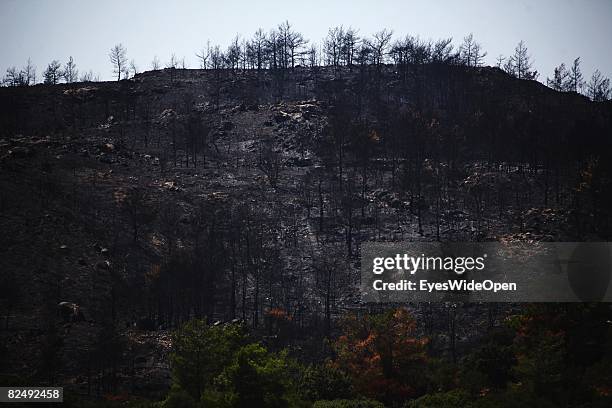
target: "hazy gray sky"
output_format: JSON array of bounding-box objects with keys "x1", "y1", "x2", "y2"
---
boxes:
[{"x1": 1, "y1": 0, "x2": 611, "y2": 82}]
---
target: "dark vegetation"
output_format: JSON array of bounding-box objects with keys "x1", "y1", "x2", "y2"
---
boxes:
[{"x1": 0, "y1": 23, "x2": 612, "y2": 407}]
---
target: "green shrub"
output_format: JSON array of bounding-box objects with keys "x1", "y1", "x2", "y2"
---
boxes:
[
  {"x1": 170, "y1": 320, "x2": 247, "y2": 401},
  {"x1": 215, "y1": 343, "x2": 296, "y2": 408},
  {"x1": 471, "y1": 386, "x2": 558, "y2": 408},
  {"x1": 168, "y1": 319, "x2": 306, "y2": 407},
  {"x1": 313, "y1": 399, "x2": 385, "y2": 408},
  {"x1": 300, "y1": 363, "x2": 353, "y2": 402},
  {"x1": 405, "y1": 389, "x2": 472, "y2": 408},
  {"x1": 461, "y1": 328, "x2": 516, "y2": 390}
]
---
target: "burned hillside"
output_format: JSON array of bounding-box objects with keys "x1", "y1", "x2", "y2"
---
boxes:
[{"x1": 1, "y1": 64, "x2": 612, "y2": 397}]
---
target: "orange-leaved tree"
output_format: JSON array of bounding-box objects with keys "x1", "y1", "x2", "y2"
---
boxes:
[{"x1": 332, "y1": 308, "x2": 429, "y2": 404}]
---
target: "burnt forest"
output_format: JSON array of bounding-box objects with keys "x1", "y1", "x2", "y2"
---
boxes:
[{"x1": 1, "y1": 24, "x2": 612, "y2": 408}]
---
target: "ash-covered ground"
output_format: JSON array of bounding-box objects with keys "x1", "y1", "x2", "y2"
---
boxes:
[{"x1": 1, "y1": 65, "x2": 611, "y2": 397}]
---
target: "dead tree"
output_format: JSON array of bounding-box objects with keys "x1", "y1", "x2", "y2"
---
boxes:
[{"x1": 109, "y1": 44, "x2": 127, "y2": 81}]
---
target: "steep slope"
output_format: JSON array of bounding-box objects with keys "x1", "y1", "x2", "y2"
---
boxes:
[{"x1": 1, "y1": 65, "x2": 611, "y2": 396}]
